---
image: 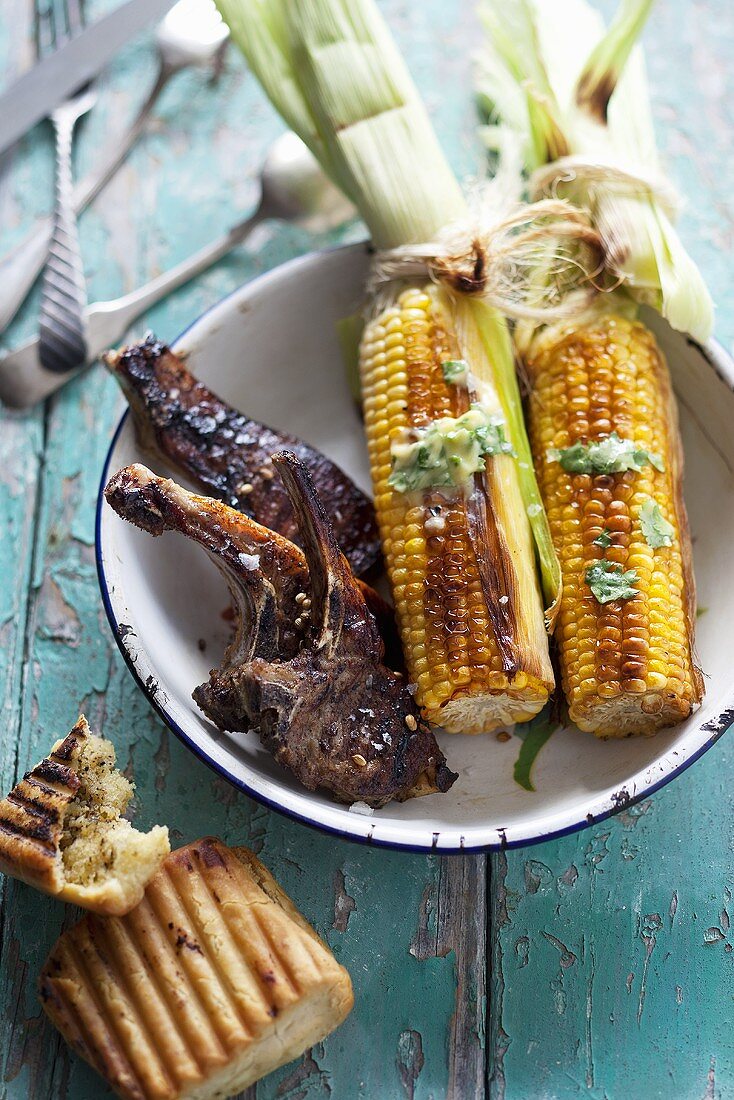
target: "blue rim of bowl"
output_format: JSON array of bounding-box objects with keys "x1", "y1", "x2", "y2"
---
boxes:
[{"x1": 96, "y1": 244, "x2": 734, "y2": 854}]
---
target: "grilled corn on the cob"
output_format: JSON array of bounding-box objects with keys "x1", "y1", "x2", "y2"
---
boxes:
[
  {"x1": 526, "y1": 314, "x2": 702, "y2": 735},
  {"x1": 361, "y1": 284, "x2": 553, "y2": 732},
  {"x1": 219, "y1": 0, "x2": 558, "y2": 736},
  {"x1": 478, "y1": 0, "x2": 710, "y2": 736}
]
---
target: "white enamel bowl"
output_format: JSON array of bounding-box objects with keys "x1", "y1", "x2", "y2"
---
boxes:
[{"x1": 97, "y1": 242, "x2": 734, "y2": 852}]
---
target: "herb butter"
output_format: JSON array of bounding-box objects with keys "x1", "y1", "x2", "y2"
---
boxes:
[
  {"x1": 547, "y1": 432, "x2": 665, "y2": 475},
  {"x1": 388, "y1": 404, "x2": 513, "y2": 493},
  {"x1": 441, "y1": 359, "x2": 469, "y2": 384}
]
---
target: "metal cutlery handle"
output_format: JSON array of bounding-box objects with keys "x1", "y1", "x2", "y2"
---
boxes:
[
  {"x1": 104, "y1": 211, "x2": 263, "y2": 333},
  {"x1": 38, "y1": 95, "x2": 95, "y2": 373},
  {"x1": 0, "y1": 67, "x2": 172, "y2": 338},
  {"x1": 0, "y1": 209, "x2": 265, "y2": 408}
]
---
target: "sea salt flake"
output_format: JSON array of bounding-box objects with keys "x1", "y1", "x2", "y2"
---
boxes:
[{"x1": 348, "y1": 801, "x2": 375, "y2": 816}]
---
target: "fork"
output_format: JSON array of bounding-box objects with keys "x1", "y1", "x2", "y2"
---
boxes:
[
  {"x1": 36, "y1": 0, "x2": 98, "y2": 374},
  {"x1": 0, "y1": 1, "x2": 229, "y2": 339}
]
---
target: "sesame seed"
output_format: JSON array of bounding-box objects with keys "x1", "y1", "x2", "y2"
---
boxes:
[
  {"x1": 295, "y1": 592, "x2": 307, "y2": 604},
  {"x1": 352, "y1": 754, "x2": 367, "y2": 767},
  {"x1": 302, "y1": 598, "x2": 312, "y2": 610},
  {"x1": 294, "y1": 616, "x2": 303, "y2": 629},
  {"x1": 239, "y1": 482, "x2": 254, "y2": 495},
  {"x1": 404, "y1": 714, "x2": 417, "y2": 730},
  {"x1": 260, "y1": 466, "x2": 274, "y2": 480}
]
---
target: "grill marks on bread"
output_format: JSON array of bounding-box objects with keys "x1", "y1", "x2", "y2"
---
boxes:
[
  {"x1": 40, "y1": 838, "x2": 354, "y2": 1100},
  {"x1": 0, "y1": 717, "x2": 169, "y2": 914}
]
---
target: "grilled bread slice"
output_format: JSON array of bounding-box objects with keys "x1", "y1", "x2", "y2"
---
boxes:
[
  {"x1": 0, "y1": 716, "x2": 169, "y2": 914},
  {"x1": 39, "y1": 837, "x2": 354, "y2": 1100}
]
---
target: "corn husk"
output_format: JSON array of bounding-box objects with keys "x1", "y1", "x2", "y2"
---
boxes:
[
  {"x1": 216, "y1": 0, "x2": 562, "y2": 616},
  {"x1": 477, "y1": 0, "x2": 714, "y2": 343}
]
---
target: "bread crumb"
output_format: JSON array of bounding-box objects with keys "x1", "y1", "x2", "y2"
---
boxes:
[{"x1": 60, "y1": 735, "x2": 167, "y2": 893}]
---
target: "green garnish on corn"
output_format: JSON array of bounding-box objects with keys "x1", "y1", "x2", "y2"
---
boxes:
[
  {"x1": 441, "y1": 359, "x2": 470, "y2": 384},
  {"x1": 593, "y1": 529, "x2": 613, "y2": 550},
  {"x1": 585, "y1": 561, "x2": 639, "y2": 605},
  {"x1": 639, "y1": 498, "x2": 675, "y2": 549},
  {"x1": 547, "y1": 433, "x2": 665, "y2": 475},
  {"x1": 388, "y1": 406, "x2": 514, "y2": 494}
]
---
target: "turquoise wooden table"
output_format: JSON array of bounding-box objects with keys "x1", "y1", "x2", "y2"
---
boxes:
[{"x1": 1, "y1": 2, "x2": 732, "y2": 1097}]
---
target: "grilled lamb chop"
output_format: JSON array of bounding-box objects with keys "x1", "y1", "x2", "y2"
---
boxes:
[
  {"x1": 105, "y1": 462, "x2": 399, "y2": 669},
  {"x1": 104, "y1": 335, "x2": 380, "y2": 578},
  {"x1": 105, "y1": 458, "x2": 456, "y2": 807}
]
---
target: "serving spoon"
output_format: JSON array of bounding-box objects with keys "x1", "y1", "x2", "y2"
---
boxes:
[
  {"x1": 0, "y1": 131, "x2": 356, "y2": 409},
  {"x1": 0, "y1": 0, "x2": 229, "y2": 337}
]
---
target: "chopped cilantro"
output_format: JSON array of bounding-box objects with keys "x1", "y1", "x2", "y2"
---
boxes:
[
  {"x1": 585, "y1": 560, "x2": 639, "y2": 604},
  {"x1": 548, "y1": 432, "x2": 665, "y2": 475},
  {"x1": 639, "y1": 498, "x2": 675, "y2": 549},
  {"x1": 441, "y1": 358, "x2": 469, "y2": 384},
  {"x1": 513, "y1": 704, "x2": 559, "y2": 792},
  {"x1": 593, "y1": 529, "x2": 613, "y2": 549}
]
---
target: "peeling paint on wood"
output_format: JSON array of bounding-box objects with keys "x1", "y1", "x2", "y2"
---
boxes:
[
  {"x1": 397, "y1": 1030, "x2": 425, "y2": 1100},
  {"x1": 331, "y1": 869, "x2": 356, "y2": 934}
]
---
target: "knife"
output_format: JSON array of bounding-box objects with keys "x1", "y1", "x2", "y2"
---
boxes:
[{"x1": 0, "y1": 0, "x2": 174, "y2": 158}]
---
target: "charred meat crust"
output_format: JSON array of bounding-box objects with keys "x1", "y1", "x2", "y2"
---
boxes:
[
  {"x1": 105, "y1": 459, "x2": 456, "y2": 807},
  {"x1": 105, "y1": 335, "x2": 381, "y2": 579},
  {"x1": 197, "y1": 452, "x2": 457, "y2": 806}
]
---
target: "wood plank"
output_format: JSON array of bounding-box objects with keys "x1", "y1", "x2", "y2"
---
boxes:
[
  {"x1": 490, "y1": 750, "x2": 734, "y2": 1099},
  {"x1": 490, "y1": 2, "x2": 734, "y2": 1096},
  {"x1": 0, "y1": 0, "x2": 50, "y2": 1085},
  {"x1": 0, "y1": 3, "x2": 488, "y2": 1096}
]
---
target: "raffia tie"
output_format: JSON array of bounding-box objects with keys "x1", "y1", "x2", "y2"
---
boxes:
[
  {"x1": 529, "y1": 154, "x2": 681, "y2": 221},
  {"x1": 368, "y1": 198, "x2": 604, "y2": 324}
]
